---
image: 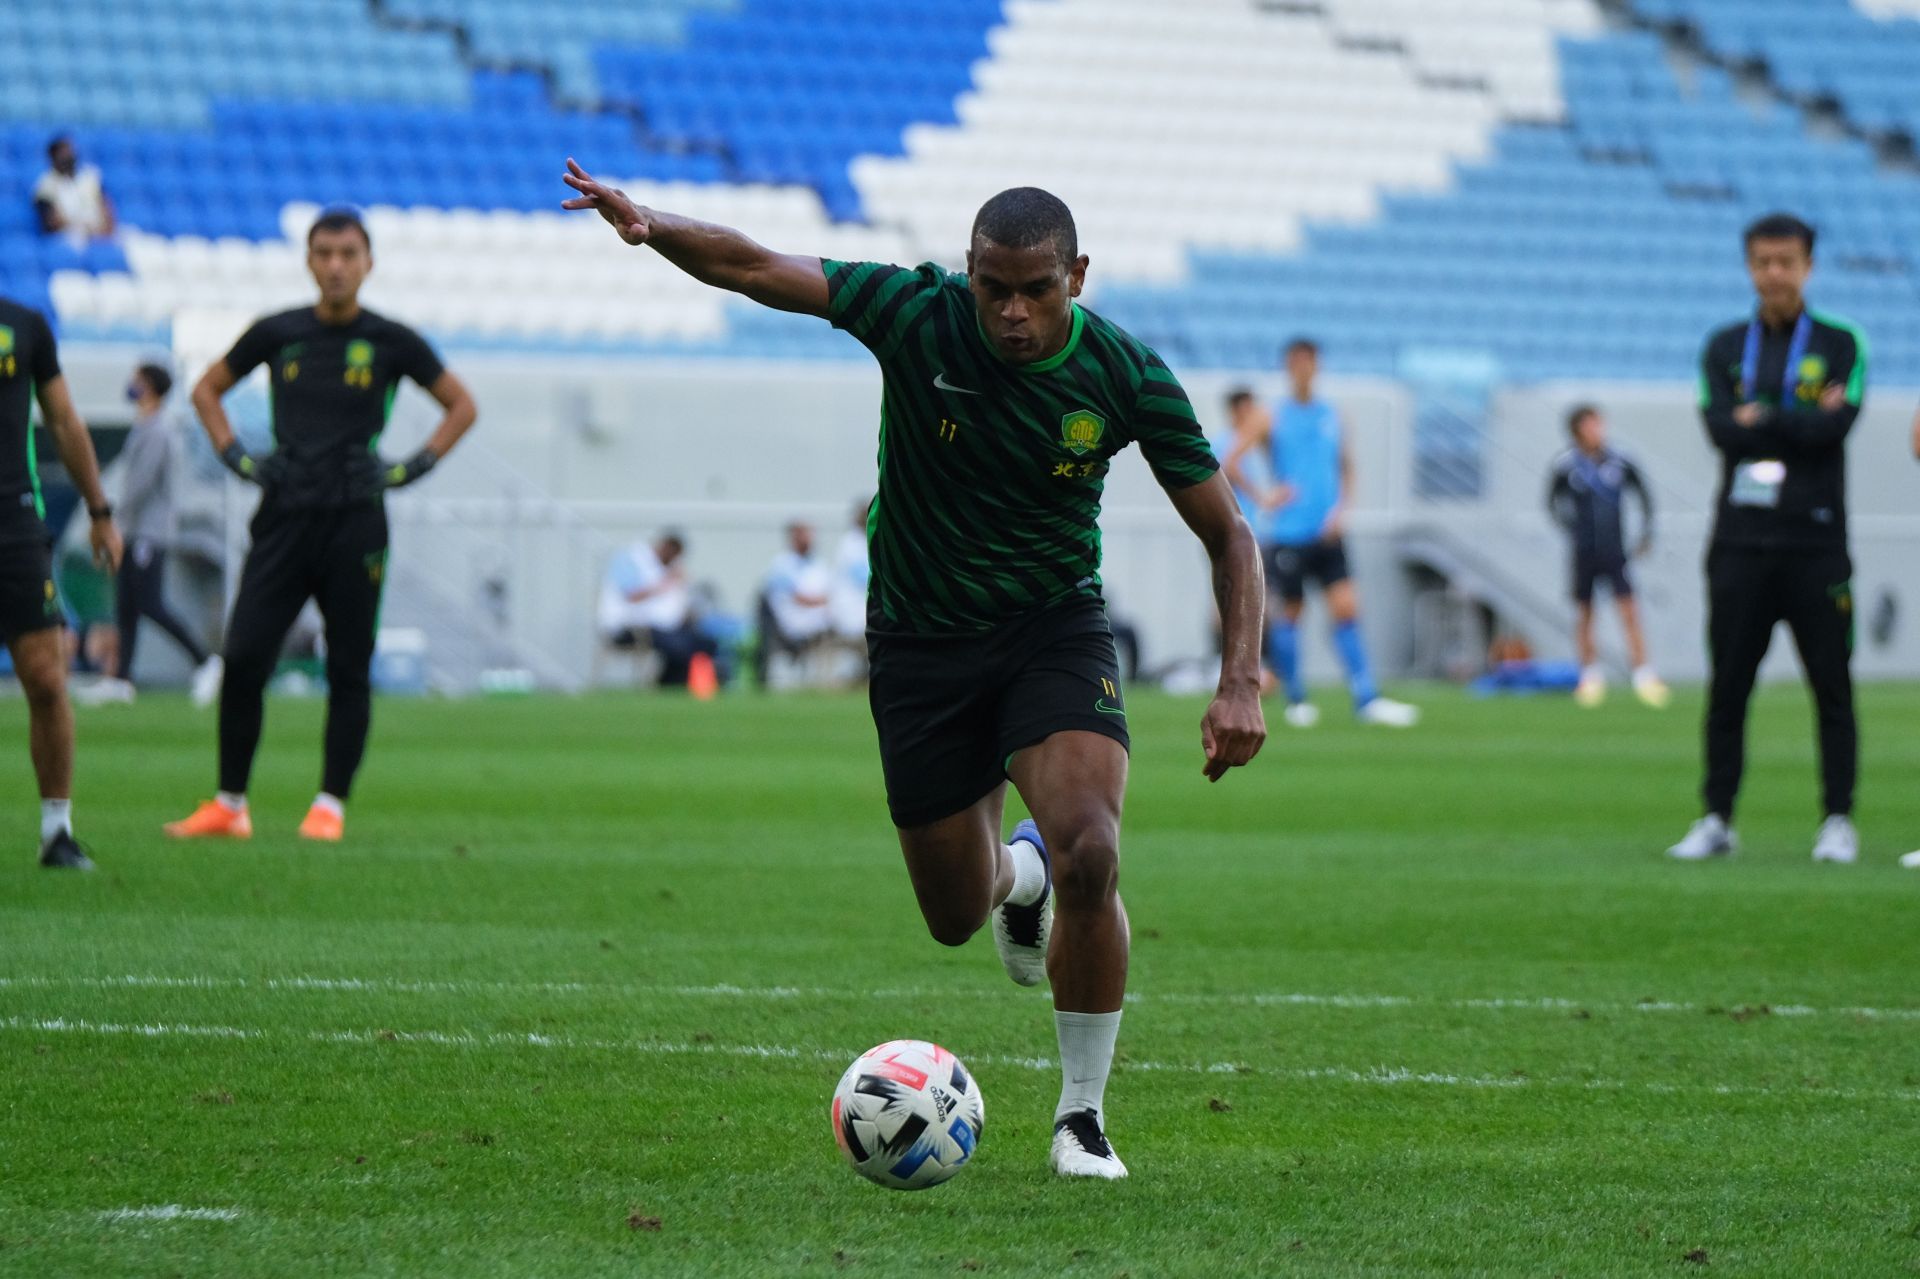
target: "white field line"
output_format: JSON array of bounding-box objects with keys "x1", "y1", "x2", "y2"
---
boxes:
[
  {"x1": 98, "y1": 1205, "x2": 242, "y2": 1222},
  {"x1": 2, "y1": 972, "x2": 1917, "y2": 1022},
  {"x1": 4, "y1": 1014, "x2": 1917, "y2": 1104}
]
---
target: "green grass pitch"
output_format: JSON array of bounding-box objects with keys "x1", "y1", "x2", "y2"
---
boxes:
[{"x1": 3, "y1": 683, "x2": 1918, "y2": 1276}]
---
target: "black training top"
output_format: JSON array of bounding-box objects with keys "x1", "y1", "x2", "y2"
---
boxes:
[
  {"x1": 0, "y1": 296, "x2": 61, "y2": 532},
  {"x1": 1547, "y1": 445, "x2": 1651, "y2": 561},
  {"x1": 1698, "y1": 309, "x2": 1865, "y2": 551},
  {"x1": 221, "y1": 306, "x2": 444, "y2": 511}
]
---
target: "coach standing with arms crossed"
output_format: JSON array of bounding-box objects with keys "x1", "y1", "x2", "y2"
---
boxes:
[{"x1": 1668, "y1": 214, "x2": 1866, "y2": 865}]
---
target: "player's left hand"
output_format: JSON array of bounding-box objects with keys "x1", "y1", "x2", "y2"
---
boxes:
[
  {"x1": 1320, "y1": 507, "x2": 1345, "y2": 541},
  {"x1": 381, "y1": 447, "x2": 439, "y2": 490},
  {"x1": 89, "y1": 514, "x2": 122, "y2": 573},
  {"x1": 1733, "y1": 402, "x2": 1766, "y2": 427},
  {"x1": 1200, "y1": 684, "x2": 1266, "y2": 782},
  {"x1": 1818, "y1": 384, "x2": 1846, "y2": 411}
]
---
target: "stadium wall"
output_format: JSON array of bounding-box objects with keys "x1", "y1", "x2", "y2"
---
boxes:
[{"x1": 54, "y1": 351, "x2": 1920, "y2": 690}]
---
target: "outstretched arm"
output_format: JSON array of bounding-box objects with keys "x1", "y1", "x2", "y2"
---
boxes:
[
  {"x1": 1168, "y1": 472, "x2": 1266, "y2": 782},
  {"x1": 561, "y1": 158, "x2": 829, "y2": 317}
]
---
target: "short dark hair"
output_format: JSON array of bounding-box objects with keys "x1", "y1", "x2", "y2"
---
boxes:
[
  {"x1": 308, "y1": 206, "x2": 371, "y2": 250},
  {"x1": 657, "y1": 530, "x2": 687, "y2": 559},
  {"x1": 136, "y1": 363, "x2": 173, "y2": 399},
  {"x1": 1566, "y1": 404, "x2": 1600, "y2": 436},
  {"x1": 1284, "y1": 337, "x2": 1319, "y2": 360},
  {"x1": 971, "y1": 187, "x2": 1077, "y2": 264},
  {"x1": 46, "y1": 134, "x2": 72, "y2": 158},
  {"x1": 1744, "y1": 212, "x2": 1815, "y2": 256},
  {"x1": 1226, "y1": 387, "x2": 1255, "y2": 410}
]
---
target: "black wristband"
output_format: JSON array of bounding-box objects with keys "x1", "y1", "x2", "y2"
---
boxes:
[{"x1": 88, "y1": 503, "x2": 113, "y2": 520}]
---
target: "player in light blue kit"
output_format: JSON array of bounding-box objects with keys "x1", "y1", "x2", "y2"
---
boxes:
[{"x1": 1224, "y1": 339, "x2": 1418, "y2": 728}]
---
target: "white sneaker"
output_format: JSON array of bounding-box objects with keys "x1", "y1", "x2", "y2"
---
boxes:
[
  {"x1": 1575, "y1": 670, "x2": 1606, "y2": 708},
  {"x1": 73, "y1": 676, "x2": 135, "y2": 706},
  {"x1": 1812, "y1": 815, "x2": 1858, "y2": 865},
  {"x1": 1898, "y1": 850, "x2": 1920, "y2": 869},
  {"x1": 992, "y1": 820, "x2": 1051, "y2": 988},
  {"x1": 1283, "y1": 701, "x2": 1320, "y2": 729},
  {"x1": 1357, "y1": 696, "x2": 1419, "y2": 727},
  {"x1": 191, "y1": 655, "x2": 224, "y2": 709},
  {"x1": 1050, "y1": 1110, "x2": 1127, "y2": 1179},
  {"x1": 1633, "y1": 668, "x2": 1671, "y2": 710},
  {"x1": 1667, "y1": 815, "x2": 1736, "y2": 861}
]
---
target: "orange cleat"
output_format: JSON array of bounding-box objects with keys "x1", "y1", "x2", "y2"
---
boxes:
[
  {"x1": 298, "y1": 803, "x2": 344, "y2": 842},
  {"x1": 164, "y1": 799, "x2": 252, "y2": 839}
]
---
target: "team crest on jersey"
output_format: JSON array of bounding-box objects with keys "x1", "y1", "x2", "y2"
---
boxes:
[
  {"x1": 1060, "y1": 409, "x2": 1106, "y2": 456},
  {"x1": 344, "y1": 339, "x2": 375, "y2": 388},
  {"x1": 0, "y1": 325, "x2": 14, "y2": 355}
]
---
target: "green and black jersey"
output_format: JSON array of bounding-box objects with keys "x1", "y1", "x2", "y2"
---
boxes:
[
  {"x1": 824, "y1": 260, "x2": 1217, "y2": 634},
  {"x1": 0, "y1": 297, "x2": 60, "y2": 541},
  {"x1": 221, "y1": 307, "x2": 444, "y2": 511},
  {"x1": 1698, "y1": 309, "x2": 1866, "y2": 551}
]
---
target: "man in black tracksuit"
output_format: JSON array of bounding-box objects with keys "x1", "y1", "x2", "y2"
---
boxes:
[
  {"x1": 165, "y1": 208, "x2": 476, "y2": 843},
  {"x1": 1668, "y1": 213, "x2": 1865, "y2": 864}
]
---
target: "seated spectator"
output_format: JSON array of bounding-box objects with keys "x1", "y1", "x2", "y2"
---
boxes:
[
  {"x1": 597, "y1": 531, "x2": 718, "y2": 688},
  {"x1": 34, "y1": 135, "x2": 116, "y2": 251},
  {"x1": 754, "y1": 521, "x2": 831, "y2": 688},
  {"x1": 829, "y1": 498, "x2": 870, "y2": 646}
]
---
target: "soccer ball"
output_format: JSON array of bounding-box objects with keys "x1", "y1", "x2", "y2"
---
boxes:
[{"x1": 830, "y1": 1040, "x2": 985, "y2": 1190}]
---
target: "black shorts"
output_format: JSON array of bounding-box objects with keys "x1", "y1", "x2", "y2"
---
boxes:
[
  {"x1": 1264, "y1": 539, "x2": 1350, "y2": 605},
  {"x1": 1573, "y1": 551, "x2": 1633, "y2": 604},
  {"x1": 0, "y1": 526, "x2": 60, "y2": 645},
  {"x1": 867, "y1": 595, "x2": 1129, "y2": 828}
]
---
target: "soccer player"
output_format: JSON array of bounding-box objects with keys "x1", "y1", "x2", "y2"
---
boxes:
[
  {"x1": 1669, "y1": 213, "x2": 1864, "y2": 864},
  {"x1": 165, "y1": 209, "x2": 476, "y2": 843},
  {"x1": 561, "y1": 159, "x2": 1265, "y2": 1178},
  {"x1": 1, "y1": 293, "x2": 123, "y2": 868},
  {"x1": 1223, "y1": 338, "x2": 1417, "y2": 728},
  {"x1": 1545, "y1": 404, "x2": 1667, "y2": 708}
]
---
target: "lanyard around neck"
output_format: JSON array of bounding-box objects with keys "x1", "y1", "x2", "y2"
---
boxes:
[{"x1": 1742, "y1": 311, "x2": 1812, "y2": 405}]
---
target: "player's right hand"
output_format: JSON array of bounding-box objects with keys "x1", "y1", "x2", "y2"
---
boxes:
[
  {"x1": 219, "y1": 441, "x2": 260, "y2": 483},
  {"x1": 561, "y1": 158, "x2": 650, "y2": 246}
]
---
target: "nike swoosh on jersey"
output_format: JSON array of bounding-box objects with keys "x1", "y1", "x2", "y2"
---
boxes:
[
  {"x1": 1094, "y1": 699, "x2": 1126, "y2": 718},
  {"x1": 933, "y1": 372, "x2": 981, "y2": 395}
]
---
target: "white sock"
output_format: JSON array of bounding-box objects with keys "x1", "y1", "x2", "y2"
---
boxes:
[
  {"x1": 40, "y1": 799, "x2": 72, "y2": 844},
  {"x1": 216, "y1": 791, "x2": 247, "y2": 813},
  {"x1": 311, "y1": 793, "x2": 345, "y2": 818},
  {"x1": 1004, "y1": 838, "x2": 1045, "y2": 908},
  {"x1": 1633, "y1": 665, "x2": 1659, "y2": 683},
  {"x1": 1054, "y1": 1009, "x2": 1122, "y2": 1122},
  {"x1": 1581, "y1": 664, "x2": 1605, "y2": 682}
]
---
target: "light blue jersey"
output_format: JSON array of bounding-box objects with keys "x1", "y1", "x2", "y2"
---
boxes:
[{"x1": 1264, "y1": 397, "x2": 1343, "y2": 545}]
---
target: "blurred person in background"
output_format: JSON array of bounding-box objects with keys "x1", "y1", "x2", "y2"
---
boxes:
[
  {"x1": 33, "y1": 135, "x2": 116, "y2": 250},
  {"x1": 1224, "y1": 338, "x2": 1417, "y2": 728},
  {"x1": 754, "y1": 520, "x2": 830, "y2": 688},
  {"x1": 1669, "y1": 213, "x2": 1865, "y2": 865},
  {"x1": 599, "y1": 530, "x2": 720, "y2": 688},
  {"x1": 76, "y1": 363, "x2": 222, "y2": 707},
  {"x1": 0, "y1": 293, "x2": 123, "y2": 869},
  {"x1": 1546, "y1": 404, "x2": 1666, "y2": 708},
  {"x1": 1220, "y1": 388, "x2": 1277, "y2": 695},
  {"x1": 828, "y1": 497, "x2": 871, "y2": 659},
  {"x1": 165, "y1": 208, "x2": 477, "y2": 844}
]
